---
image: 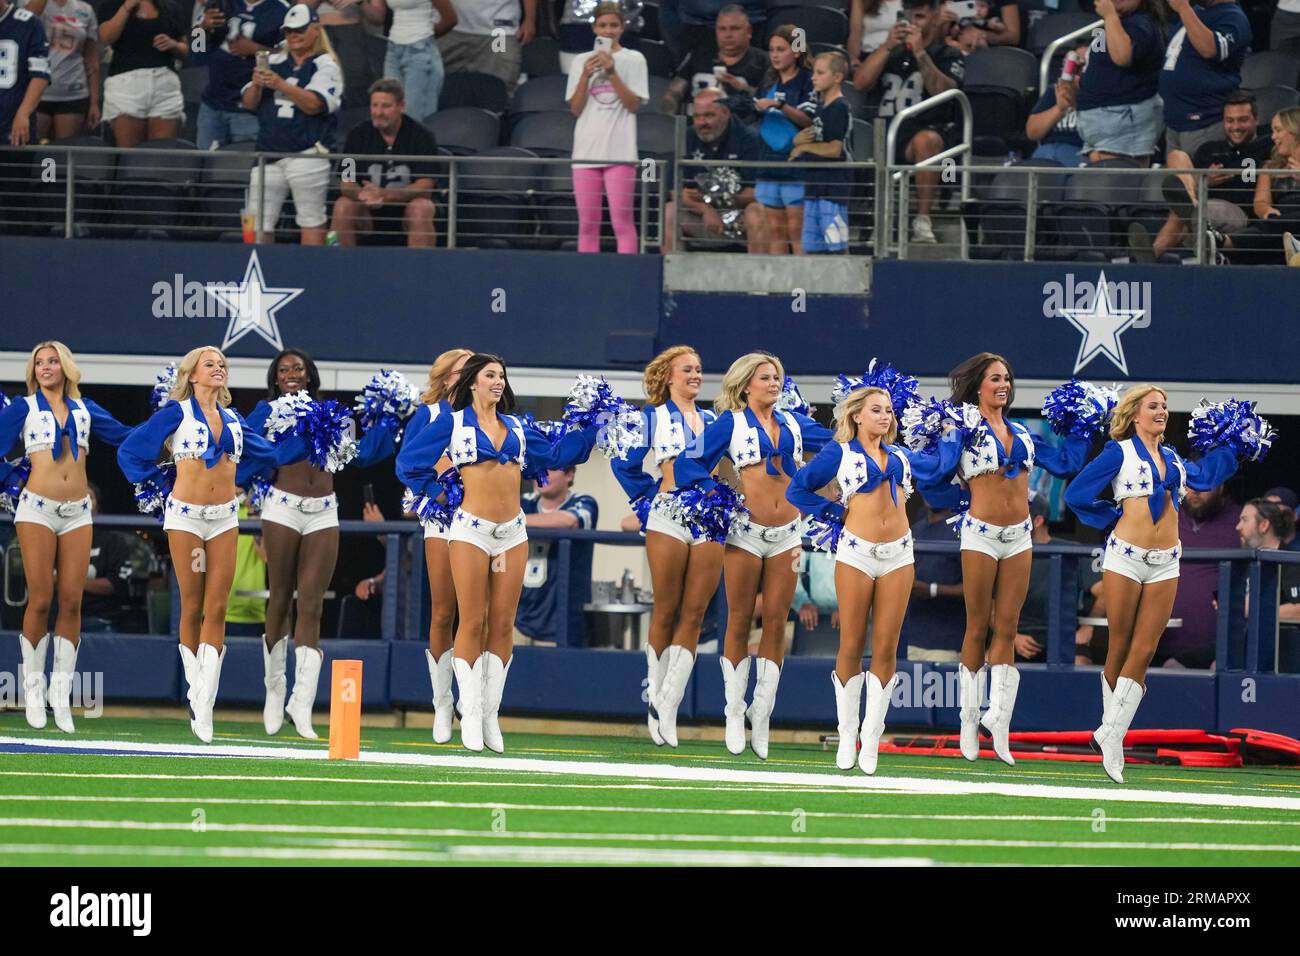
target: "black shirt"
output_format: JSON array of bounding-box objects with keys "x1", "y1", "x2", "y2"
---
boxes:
[
  {"x1": 873, "y1": 42, "x2": 966, "y2": 128},
  {"x1": 81, "y1": 529, "x2": 133, "y2": 619},
  {"x1": 802, "y1": 96, "x2": 852, "y2": 201},
  {"x1": 1193, "y1": 135, "x2": 1275, "y2": 215},
  {"x1": 680, "y1": 116, "x2": 763, "y2": 190},
  {"x1": 674, "y1": 44, "x2": 769, "y2": 122},
  {"x1": 342, "y1": 116, "x2": 440, "y2": 191},
  {"x1": 99, "y1": 0, "x2": 191, "y2": 77}
]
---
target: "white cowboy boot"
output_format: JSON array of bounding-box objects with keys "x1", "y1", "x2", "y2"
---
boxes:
[
  {"x1": 262, "y1": 635, "x2": 288, "y2": 735},
  {"x1": 1099, "y1": 671, "x2": 1114, "y2": 725},
  {"x1": 192, "y1": 643, "x2": 226, "y2": 744},
  {"x1": 720, "y1": 656, "x2": 751, "y2": 755},
  {"x1": 18, "y1": 634, "x2": 49, "y2": 730},
  {"x1": 644, "y1": 645, "x2": 666, "y2": 746},
  {"x1": 858, "y1": 672, "x2": 899, "y2": 776},
  {"x1": 426, "y1": 648, "x2": 455, "y2": 744},
  {"x1": 654, "y1": 645, "x2": 695, "y2": 748},
  {"x1": 958, "y1": 664, "x2": 985, "y2": 761},
  {"x1": 481, "y1": 652, "x2": 512, "y2": 754},
  {"x1": 178, "y1": 644, "x2": 199, "y2": 736},
  {"x1": 980, "y1": 664, "x2": 1021, "y2": 766},
  {"x1": 48, "y1": 636, "x2": 79, "y2": 734},
  {"x1": 1093, "y1": 677, "x2": 1144, "y2": 784},
  {"x1": 284, "y1": 644, "x2": 323, "y2": 740},
  {"x1": 746, "y1": 657, "x2": 781, "y2": 760},
  {"x1": 454, "y1": 656, "x2": 484, "y2": 752},
  {"x1": 832, "y1": 671, "x2": 864, "y2": 770}
]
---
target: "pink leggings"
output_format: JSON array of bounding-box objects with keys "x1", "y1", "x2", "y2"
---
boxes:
[{"x1": 572, "y1": 164, "x2": 638, "y2": 254}]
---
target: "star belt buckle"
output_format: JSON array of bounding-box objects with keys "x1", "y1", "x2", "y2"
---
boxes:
[
  {"x1": 871, "y1": 541, "x2": 902, "y2": 560},
  {"x1": 1143, "y1": 548, "x2": 1172, "y2": 566},
  {"x1": 55, "y1": 501, "x2": 84, "y2": 518},
  {"x1": 297, "y1": 497, "x2": 325, "y2": 514},
  {"x1": 490, "y1": 522, "x2": 515, "y2": 540},
  {"x1": 997, "y1": 526, "x2": 1023, "y2": 543},
  {"x1": 760, "y1": 526, "x2": 785, "y2": 543},
  {"x1": 198, "y1": 505, "x2": 226, "y2": 521}
]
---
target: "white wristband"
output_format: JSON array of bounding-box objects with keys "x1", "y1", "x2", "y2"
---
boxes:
[{"x1": 929, "y1": 582, "x2": 938, "y2": 599}]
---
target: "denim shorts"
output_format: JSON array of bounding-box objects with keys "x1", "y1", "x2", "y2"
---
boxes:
[
  {"x1": 755, "y1": 180, "x2": 805, "y2": 209},
  {"x1": 1077, "y1": 95, "x2": 1164, "y2": 157}
]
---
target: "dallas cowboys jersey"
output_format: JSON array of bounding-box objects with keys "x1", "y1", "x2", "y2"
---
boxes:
[
  {"x1": 1158, "y1": 2, "x2": 1251, "y2": 131},
  {"x1": 0, "y1": 3, "x2": 50, "y2": 141},
  {"x1": 514, "y1": 492, "x2": 598, "y2": 647},
  {"x1": 249, "y1": 50, "x2": 342, "y2": 152},
  {"x1": 203, "y1": 0, "x2": 291, "y2": 113}
]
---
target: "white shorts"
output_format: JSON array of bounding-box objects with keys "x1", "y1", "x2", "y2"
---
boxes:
[
  {"x1": 1102, "y1": 534, "x2": 1181, "y2": 585},
  {"x1": 14, "y1": 491, "x2": 92, "y2": 535},
  {"x1": 424, "y1": 522, "x2": 450, "y2": 540},
  {"x1": 727, "y1": 516, "x2": 803, "y2": 559},
  {"x1": 645, "y1": 492, "x2": 712, "y2": 546},
  {"x1": 959, "y1": 515, "x2": 1034, "y2": 561},
  {"x1": 835, "y1": 530, "x2": 914, "y2": 580},
  {"x1": 247, "y1": 155, "x2": 331, "y2": 230},
  {"x1": 260, "y1": 486, "x2": 339, "y2": 536},
  {"x1": 447, "y1": 508, "x2": 528, "y2": 557},
  {"x1": 163, "y1": 495, "x2": 240, "y2": 541},
  {"x1": 102, "y1": 67, "x2": 185, "y2": 122}
]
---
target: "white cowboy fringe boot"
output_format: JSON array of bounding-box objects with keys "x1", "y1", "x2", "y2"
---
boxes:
[
  {"x1": 832, "y1": 671, "x2": 864, "y2": 770},
  {"x1": 655, "y1": 645, "x2": 695, "y2": 748},
  {"x1": 285, "y1": 645, "x2": 323, "y2": 740},
  {"x1": 454, "y1": 656, "x2": 484, "y2": 752},
  {"x1": 48, "y1": 636, "x2": 79, "y2": 734},
  {"x1": 980, "y1": 663, "x2": 1021, "y2": 766},
  {"x1": 426, "y1": 648, "x2": 455, "y2": 744},
  {"x1": 645, "y1": 645, "x2": 666, "y2": 746},
  {"x1": 746, "y1": 657, "x2": 781, "y2": 760},
  {"x1": 192, "y1": 643, "x2": 226, "y2": 744},
  {"x1": 957, "y1": 664, "x2": 985, "y2": 761},
  {"x1": 18, "y1": 634, "x2": 50, "y2": 730},
  {"x1": 481, "y1": 652, "x2": 512, "y2": 754},
  {"x1": 262, "y1": 635, "x2": 288, "y2": 735},
  {"x1": 720, "y1": 656, "x2": 751, "y2": 755},
  {"x1": 178, "y1": 644, "x2": 199, "y2": 736},
  {"x1": 859, "y1": 672, "x2": 899, "y2": 776},
  {"x1": 1093, "y1": 677, "x2": 1145, "y2": 784}
]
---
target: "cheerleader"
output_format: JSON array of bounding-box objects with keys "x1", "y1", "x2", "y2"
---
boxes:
[
  {"x1": 243, "y1": 349, "x2": 399, "y2": 739},
  {"x1": 118, "y1": 346, "x2": 278, "y2": 742},
  {"x1": 610, "y1": 346, "x2": 721, "y2": 747},
  {"x1": 786, "y1": 375, "x2": 960, "y2": 773},
  {"x1": 1064, "y1": 385, "x2": 1269, "y2": 783},
  {"x1": 0, "y1": 342, "x2": 132, "y2": 733},
  {"x1": 395, "y1": 353, "x2": 600, "y2": 753},
  {"x1": 673, "y1": 352, "x2": 833, "y2": 759}
]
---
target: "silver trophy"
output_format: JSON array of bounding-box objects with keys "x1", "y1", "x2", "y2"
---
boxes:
[{"x1": 696, "y1": 165, "x2": 745, "y2": 239}]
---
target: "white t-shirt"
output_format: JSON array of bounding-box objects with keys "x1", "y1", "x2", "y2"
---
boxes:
[
  {"x1": 388, "y1": 0, "x2": 438, "y2": 44},
  {"x1": 860, "y1": 0, "x2": 902, "y2": 55},
  {"x1": 451, "y1": 0, "x2": 519, "y2": 36},
  {"x1": 566, "y1": 47, "x2": 648, "y2": 165},
  {"x1": 1280, "y1": 0, "x2": 1300, "y2": 14}
]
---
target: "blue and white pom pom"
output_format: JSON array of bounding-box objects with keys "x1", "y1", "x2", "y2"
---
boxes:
[
  {"x1": 1188, "y1": 399, "x2": 1277, "y2": 462},
  {"x1": 831, "y1": 358, "x2": 921, "y2": 421},
  {"x1": 805, "y1": 516, "x2": 843, "y2": 553},
  {"x1": 0, "y1": 457, "x2": 32, "y2": 514},
  {"x1": 266, "y1": 391, "x2": 359, "y2": 472},
  {"x1": 353, "y1": 369, "x2": 420, "y2": 435},
  {"x1": 133, "y1": 465, "x2": 176, "y2": 521},
  {"x1": 401, "y1": 469, "x2": 465, "y2": 531},
  {"x1": 1041, "y1": 379, "x2": 1118, "y2": 440},
  {"x1": 150, "y1": 363, "x2": 178, "y2": 410},
  {"x1": 519, "y1": 412, "x2": 571, "y2": 487},
  {"x1": 245, "y1": 474, "x2": 271, "y2": 513},
  {"x1": 661, "y1": 484, "x2": 747, "y2": 543},
  {"x1": 631, "y1": 496, "x2": 652, "y2": 530},
  {"x1": 777, "y1": 376, "x2": 814, "y2": 417},
  {"x1": 265, "y1": 391, "x2": 316, "y2": 439},
  {"x1": 900, "y1": 398, "x2": 978, "y2": 452},
  {"x1": 563, "y1": 375, "x2": 643, "y2": 460}
]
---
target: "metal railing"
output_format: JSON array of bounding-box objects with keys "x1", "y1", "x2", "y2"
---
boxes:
[{"x1": 1039, "y1": 19, "x2": 1103, "y2": 96}]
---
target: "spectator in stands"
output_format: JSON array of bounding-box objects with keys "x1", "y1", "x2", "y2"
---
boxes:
[
  {"x1": 754, "y1": 23, "x2": 814, "y2": 255},
  {"x1": 667, "y1": 0, "x2": 765, "y2": 67},
  {"x1": 98, "y1": 0, "x2": 190, "y2": 148},
  {"x1": 1164, "y1": 482, "x2": 1240, "y2": 668},
  {"x1": 567, "y1": 3, "x2": 647, "y2": 254},
  {"x1": 793, "y1": 550, "x2": 837, "y2": 631},
  {"x1": 0, "y1": 0, "x2": 48, "y2": 152},
  {"x1": 1264, "y1": 486, "x2": 1300, "y2": 549},
  {"x1": 514, "y1": 466, "x2": 598, "y2": 647},
  {"x1": 853, "y1": 0, "x2": 965, "y2": 244},
  {"x1": 196, "y1": 0, "x2": 289, "y2": 149},
  {"x1": 1074, "y1": 0, "x2": 1166, "y2": 166},
  {"x1": 331, "y1": 78, "x2": 438, "y2": 247},
  {"x1": 662, "y1": 4, "x2": 768, "y2": 119},
  {"x1": 1273, "y1": 0, "x2": 1300, "y2": 56},
  {"x1": 437, "y1": 0, "x2": 535, "y2": 96},
  {"x1": 1237, "y1": 496, "x2": 1293, "y2": 552},
  {"x1": 22, "y1": 0, "x2": 99, "y2": 139},
  {"x1": 361, "y1": 0, "x2": 455, "y2": 123},
  {"x1": 663, "y1": 87, "x2": 768, "y2": 252},
  {"x1": 303, "y1": 0, "x2": 372, "y2": 109},
  {"x1": 1219, "y1": 106, "x2": 1300, "y2": 264},
  {"x1": 225, "y1": 498, "x2": 269, "y2": 637},
  {"x1": 793, "y1": 51, "x2": 852, "y2": 255},
  {"x1": 1130, "y1": 91, "x2": 1269, "y2": 260},
  {"x1": 1025, "y1": 41, "x2": 1088, "y2": 167},
  {"x1": 848, "y1": 0, "x2": 903, "y2": 61},
  {"x1": 1012, "y1": 494, "x2": 1056, "y2": 662},
  {"x1": 79, "y1": 483, "x2": 134, "y2": 633},
  {"x1": 242, "y1": 3, "x2": 341, "y2": 244},
  {"x1": 1237, "y1": 496, "x2": 1299, "y2": 671},
  {"x1": 902, "y1": 504, "x2": 965, "y2": 660}
]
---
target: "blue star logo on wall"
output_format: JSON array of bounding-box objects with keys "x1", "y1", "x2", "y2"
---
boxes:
[
  {"x1": 1059, "y1": 270, "x2": 1145, "y2": 376},
  {"x1": 208, "y1": 251, "x2": 304, "y2": 352}
]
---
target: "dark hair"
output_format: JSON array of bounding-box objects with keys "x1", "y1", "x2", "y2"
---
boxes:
[
  {"x1": 949, "y1": 352, "x2": 1015, "y2": 407},
  {"x1": 267, "y1": 349, "x2": 321, "y2": 399},
  {"x1": 1224, "y1": 90, "x2": 1257, "y2": 115},
  {"x1": 368, "y1": 78, "x2": 405, "y2": 102},
  {"x1": 764, "y1": 23, "x2": 812, "y2": 76},
  {"x1": 448, "y1": 353, "x2": 517, "y2": 413},
  {"x1": 1133, "y1": 0, "x2": 1167, "y2": 30},
  {"x1": 1246, "y1": 498, "x2": 1297, "y2": 542},
  {"x1": 902, "y1": 0, "x2": 938, "y2": 9}
]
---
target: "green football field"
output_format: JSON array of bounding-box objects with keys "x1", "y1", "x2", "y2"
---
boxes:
[{"x1": 1, "y1": 714, "x2": 1298, "y2": 866}]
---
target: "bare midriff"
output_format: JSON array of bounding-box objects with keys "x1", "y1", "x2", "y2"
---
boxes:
[
  {"x1": 173, "y1": 456, "x2": 237, "y2": 506},
  {"x1": 271, "y1": 458, "x2": 333, "y2": 497},
  {"x1": 459, "y1": 459, "x2": 524, "y2": 523},
  {"x1": 737, "y1": 464, "x2": 798, "y2": 527},
  {"x1": 24, "y1": 435, "x2": 89, "y2": 502},
  {"x1": 967, "y1": 467, "x2": 1031, "y2": 528},
  {"x1": 1113, "y1": 492, "x2": 1179, "y2": 550},
  {"x1": 844, "y1": 480, "x2": 910, "y2": 543}
]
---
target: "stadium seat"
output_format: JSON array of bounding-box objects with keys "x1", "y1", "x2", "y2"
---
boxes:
[
  {"x1": 533, "y1": 156, "x2": 579, "y2": 249},
  {"x1": 453, "y1": 145, "x2": 538, "y2": 248},
  {"x1": 509, "y1": 110, "x2": 578, "y2": 156},
  {"x1": 111, "y1": 139, "x2": 203, "y2": 239},
  {"x1": 1246, "y1": 84, "x2": 1300, "y2": 127},
  {"x1": 1026, "y1": 11, "x2": 1099, "y2": 56},
  {"x1": 641, "y1": 1, "x2": 660, "y2": 40},
  {"x1": 24, "y1": 136, "x2": 118, "y2": 237},
  {"x1": 510, "y1": 74, "x2": 571, "y2": 115},
  {"x1": 962, "y1": 46, "x2": 1038, "y2": 100},
  {"x1": 336, "y1": 107, "x2": 371, "y2": 140},
  {"x1": 646, "y1": 75, "x2": 674, "y2": 112},
  {"x1": 179, "y1": 65, "x2": 208, "y2": 106},
  {"x1": 974, "y1": 159, "x2": 1068, "y2": 258},
  {"x1": 439, "y1": 71, "x2": 510, "y2": 114},
  {"x1": 637, "y1": 111, "x2": 681, "y2": 158},
  {"x1": 521, "y1": 35, "x2": 563, "y2": 78},
  {"x1": 1242, "y1": 51, "x2": 1300, "y2": 92},
  {"x1": 962, "y1": 48, "x2": 1038, "y2": 157},
  {"x1": 196, "y1": 143, "x2": 258, "y2": 241},
  {"x1": 763, "y1": 5, "x2": 849, "y2": 46},
  {"x1": 423, "y1": 106, "x2": 501, "y2": 155},
  {"x1": 638, "y1": 38, "x2": 677, "y2": 78},
  {"x1": 1051, "y1": 158, "x2": 1145, "y2": 257}
]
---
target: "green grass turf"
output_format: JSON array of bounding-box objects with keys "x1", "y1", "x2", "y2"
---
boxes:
[{"x1": 1, "y1": 714, "x2": 1297, "y2": 866}]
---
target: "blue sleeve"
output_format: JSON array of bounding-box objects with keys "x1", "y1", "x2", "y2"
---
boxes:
[
  {"x1": 353, "y1": 424, "x2": 398, "y2": 468},
  {"x1": 903, "y1": 434, "x2": 963, "y2": 486},
  {"x1": 1212, "y1": 12, "x2": 1248, "y2": 62},
  {"x1": 793, "y1": 411, "x2": 834, "y2": 458},
  {"x1": 671, "y1": 411, "x2": 733, "y2": 494},
  {"x1": 395, "y1": 410, "x2": 454, "y2": 495},
  {"x1": 117, "y1": 403, "x2": 184, "y2": 482},
  {"x1": 786, "y1": 442, "x2": 846, "y2": 523},
  {"x1": 1031, "y1": 433, "x2": 1089, "y2": 478},
  {"x1": 0, "y1": 398, "x2": 26, "y2": 458},
  {"x1": 610, "y1": 407, "x2": 658, "y2": 506},
  {"x1": 245, "y1": 400, "x2": 272, "y2": 434},
  {"x1": 1064, "y1": 440, "x2": 1124, "y2": 530},
  {"x1": 563, "y1": 493, "x2": 599, "y2": 530},
  {"x1": 403, "y1": 405, "x2": 432, "y2": 446},
  {"x1": 82, "y1": 398, "x2": 133, "y2": 447},
  {"x1": 917, "y1": 477, "x2": 968, "y2": 512},
  {"x1": 235, "y1": 411, "x2": 281, "y2": 487},
  {"x1": 523, "y1": 422, "x2": 600, "y2": 473},
  {"x1": 1184, "y1": 446, "x2": 1239, "y2": 491}
]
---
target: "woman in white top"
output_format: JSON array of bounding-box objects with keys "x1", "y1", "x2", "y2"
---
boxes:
[
  {"x1": 565, "y1": 2, "x2": 648, "y2": 254},
  {"x1": 848, "y1": 0, "x2": 902, "y2": 60},
  {"x1": 22, "y1": 0, "x2": 101, "y2": 138},
  {"x1": 361, "y1": 0, "x2": 456, "y2": 122}
]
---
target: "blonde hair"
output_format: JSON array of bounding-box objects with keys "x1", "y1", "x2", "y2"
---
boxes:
[
  {"x1": 1109, "y1": 384, "x2": 1167, "y2": 442},
  {"x1": 420, "y1": 348, "x2": 474, "y2": 405},
  {"x1": 833, "y1": 387, "x2": 897, "y2": 444},
  {"x1": 643, "y1": 345, "x2": 700, "y2": 406},
  {"x1": 170, "y1": 346, "x2": 233, "y2": 407},
  {"x1": 715, "y1": 351, "x2": 784, "y2": 413},
  {"x1": 593, "y1": 2, "x2": 626, "y2": 24},
  {"x1": 1267, "y1": 106, "x2": 1300, "y2": 168},
  {"x1": 25, "y1": 341, "x2": 82, "y2": 399}
]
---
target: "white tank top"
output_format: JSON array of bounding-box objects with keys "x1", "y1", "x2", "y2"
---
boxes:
[{"x1": 388, "y1": 0, "x2": 437, "y2": 44}]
